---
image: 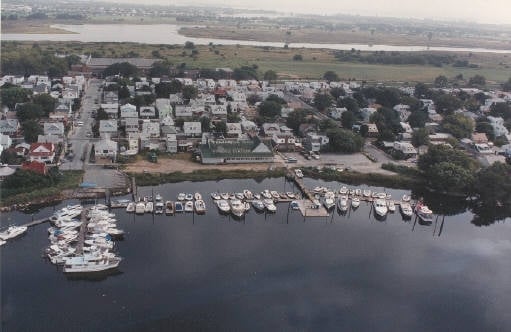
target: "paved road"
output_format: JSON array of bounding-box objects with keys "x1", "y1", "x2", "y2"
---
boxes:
[{"x1": 60, "y1": 79, "x2": 103, "y2": 171}]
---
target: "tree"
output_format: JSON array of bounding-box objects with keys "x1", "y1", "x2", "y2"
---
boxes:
[
  {"x1": 474, "y1": 162, "x2": 511, "y2": 207},
  {"x1": 475, "y1": 119, "x2": 495, "y2": 141},
  {"x1": 247, "y1": 94, "x2": 262, "y2": 105},
  {"x1": 149, "y1": 60, "x2": 172, "y2": 77},
  {"x1": 411, "y1": 128, "x2": 430, "y2": 147},
  {"x1": 370, "y1": 107, "x2": 402, "y2": 139},
  {"x1": 502, "y1": 77, "x2": 511, "y2": 92},
  {"x1": 32, "y1": 93, "x2": 55, "y2": 117},
  {"x1": 119, "y1": 86, "x2": 131, "y2": 99},
  {"x1": 200, "y1": 116, "x2": 211, "y2": 132},
  {"x1": 1, "y1": 149, "x2": 19, "y2": 164},
  {"x1": 286, "y1": 109, "x2": 310, "y2": 135},
  {"x1": 214, "y1": 120, "x2": 227, "y2": 134},
  {"x1": 323, "y1": 70, "x2": 339, "y2": 82},
  {"x1": 232, "y1": 66, "x2": 258, "y2": 80},
  {"x1": 434, "y1": 75, "x2": 449, "y2": 88},
  {"x1": 263, "y1": 70, "x2": 277, "y2": 83},
  {"x1": 375, "y1": 87, "x2": 401, "y2": 108},
  {"x1": 427, "y1": 161, "x2": 475, "y2": 194},
  {"x1": 407, "y1": 110, "x2": 428, "y2": 129},
  {"x1": 182, "y1": 85, "x2": 198, "y2": 101},
  {"x1": 319, "y1": 119, "x2": 337, "y2": 131},
  {"x1": 489, "y1": 102, "x2": 511, "y2": 120},
  {"x1": 16, "y1": 103, "x2": 44, "y2": 122},
  {"x1": 418, "y1": 144, "x2": 476, "y2": 174},
  {"x1": 313, "y1": 93, "x2": 332, "y2": 111},
  {"x1": 329, "y1": 87, "x2": 345, "y2": 100},
  {"x1": 0, "y1": 87, "x2": 30, "y2": 109},
  {"x1": 96, "y1": 108, "x2": 109, "y2": 121},
  {"x1": 468, "y1": 74, "x2": 486, "y2": 87},
  {"x1": 292, "y1": 54, "x2": 303, "y2": 61},
  {"x1": 326, "y1": 128, "x2": 364, "y2": 153},
  {"x1": 266, "y1": 94, "x2": 287, "y2": 105},
  {"x1": 434, "y1": 94, "x2": 462, "y2": 115},
  {"x1": 103, "y1": 62, "x2": 139, "y2": 77},
  {"x1": 414, "y1": 83, "x2": 432, "y2": 99},
  {"x1": 442, "y1": 114, "x2": 474, "y2": 139},
  {"x1": 258, "y1": 100, "x2": 282, "y2": 119},
  {"x1": 337, "y1": 97, "x2": 359, "y2": 113},
  {"x1": 23, "y1": 120, "x2": 43, "y2": 143},
  {"x1": 184, "y1": 41, "x2": 195, "y2": 49}
]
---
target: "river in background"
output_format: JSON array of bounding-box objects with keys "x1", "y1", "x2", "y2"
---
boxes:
[
  {"x1": 2, "y1": 24, "x2": 511, "y2": 53},
  {"x1": 1, "y1": 177, "x2": 511, "y2": 331}
]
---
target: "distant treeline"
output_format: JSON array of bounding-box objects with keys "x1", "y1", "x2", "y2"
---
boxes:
[{"x1": 333, "y1": 50, "x2": 478, "y2": 68}]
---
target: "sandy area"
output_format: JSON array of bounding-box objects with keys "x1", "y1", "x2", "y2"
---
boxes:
[{"x1": 124, "y1": 159, "x2": 277, "y2": 173}]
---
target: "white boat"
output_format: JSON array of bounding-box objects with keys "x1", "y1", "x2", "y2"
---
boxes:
[
  {"x1": 243, "y1": 190, "x2": 253, "y2": 200},
  {"x1": 387, "y1": 200, "x2": 396, "y2": 212},
  {"x1": 294, "y1": 169, "x2": 304, "y2": 178},
  {"x1": 165, "y1": 201, "x2": 174, "y2": 215},
  {"x1": 270, "y1": 191, "x2": 280, "y2": 199},
  {"x1": 373, "y1": 198, "x2": 388, "y2": 217},
  {"x1": 217, "y1": 200, "x2": 231, "y2": 214},
  {"x1": 254, "y1": 193, "x2": 261, "y2": 200},
  {"x1": 63, "y1": 256, "x2": 122, "y2": 273},
  {"x1": 290, "y1": 200, "x2": 300, "y2": 210},
  {"x1": 402, "y1": 194, "x2": 411, "y2": 202},
  {"x1": 126, "y1": 202, "x2": 135, "y2": 213},
  {"x1": 47, "y1": 245, "x2": 77, "y2": 264},
  {"x1": 324, "y1": 191, "x2": 336, "y2": 210},
  {"x1": 252, "y1": 200, "x2": 265, "y2": 212},
  {"x1": 244, "y1": 202, "x2": 251, "y2": 212},
  {"x1": 145, "y1": 201, "x2": 154, "y2": 213},
  {"x1": 194, "y1": 192, "x2": 202, "y2": 201},
  {"x1": 376, "y1": 192, "x2": 387, "y2": 199},
  {"x1": 337, "y1": 195, "x2": 349, "y2": 212},
  {"x1": 400, "y1": 202, "x2": 413, "y2": 218},
  {"x1": 263, "y1": 199, "x2": 277, "y2": 213},
  {"x1": 185, "y1": 193, "x2": 193, "y2": 201},
  {"x1": 211, "y1": 192, "x2": 221, "y2": 200},
  {"x1": 261, "y1": 190, "x2": 272, "y2": 199},
  {"x1": 363, "y1": 189, "x2": 372, "y2": 197},
  {"x1": 355, "y1": 189, "x2": 362, "y2": 196},
  {"x1": 230, "y1": 199, "x2": 245, "y2": 218},
  {"x1": 415, "y1": 203, "x2": 434, "y2": 222},
  {"x1": 349, "y1": 188, "x2": 355, "y2": 196},
  {"x1": 0, "y1": 226, "x2": 28, "y2": 240},
  {"x1": 0, "y1": 239, "x2": 7, "y2": 246},
  {"x1": 135, "y1": 202, "x2": 145, "y2": 214},
  {"x1": 235, "y1": 192, "x2": 245, "y2": 200},
  {"x1": 184, "y1": 201, "x2": 194, "y2": 212},
  {"x1": 174, "y1": 201, "x2": 184, "y2": 213},
  {"x1": 50, "y1": 208, "x2": 82, "y2": 223},
  {"x1": 286, "y1": 192, "x2": 296, "y2": 199},
  {"x1": 340, "y1": 186, "x2": 348, "y2": 194},
  {"x1": 220, "y1": 193, "x2": 230, "y2": 200},
  {"x1": 194, "y1": 199, "x2": 206, "y2": 214},
  {"x1": 177, "y1": 193, "x2": 186, "y2": 201},
  {"x1": 154, "y1": 202, "x2": 164, "y2": 214},
  {"x1": 53, "y1": 220, "x2": 82, "y2": 229},
  {"x1": 155, "y1": 193, "x2": 162, "y2": 202},
  {"x1": 313, "y1": 186, "x2": 327, "y2": 194},
  {"x1": 351, "y1": 197, "x2": 360, "y2": 209}
]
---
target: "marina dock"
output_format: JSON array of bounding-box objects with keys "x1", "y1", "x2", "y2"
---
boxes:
[{"x1": 75, "y1": 209, "x2": 89, "y2": 255}]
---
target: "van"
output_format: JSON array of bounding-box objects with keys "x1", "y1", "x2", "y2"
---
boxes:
[{"x1": 76, "y1": 121, "x2": 84, "y2": 126}]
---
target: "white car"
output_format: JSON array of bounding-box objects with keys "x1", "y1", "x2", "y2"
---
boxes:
[{"x1": 294, "y1": 169, "x2": 304, "y2": 178}]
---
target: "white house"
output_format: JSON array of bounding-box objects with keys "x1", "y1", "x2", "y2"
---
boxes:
[
  {"x1": 101, "y1": 103, "x2": 119, "y2": 118},
  {"x1": 166, "y1": 134, "x2": 178, "y2": 153},
  {"x1": 361, "y1": 107, "x2": 377, "y2": 122},
  {"x1": 262, "y1": 123, "x2": 281, "y2": 136},
  {"x1": 141, "y1": 121, "x2": 160, "y2": 138},
  {"x1": 28, "y1": 143, "x2": 55, "y2": 163},
  {"x1": 211, "y1": 104, "x2": 227, "y2": 116},
  {"x1": 99, "y1": 120, "x2": 118, "y2": 138},
  {"x1": 175, "y1": 106, "x2": 194, "y2": 118},
  {"x1": 0, "y1": 119, "x2": 20, "y2": 136},
  {"x1": 95, "y1": 138, "x2": 118, "y2": 158},
  {"x1": 43, "y1": 122, "x2": 65, "y2": 137},
  {"x1": 488, "y1": 116, "x2": 510, "y2": 138},
  {"x1": 125, "y1": 117, "x2": 140, "y2": 134},
  {"x1": 120, "y1": 103, "x2": 138, "y2": 119},
  {"x1": 183, "y1": 122, "x2": 202, "y2": 137},
  {"x1": 226, "y1": 123, "x2": 242, "y2": 138},
  {"x1": 394, "y1": 104, "x2": 411, "y2": 122},
  {"x1": 139, "y1": 106, "x2": 156, "y2": 119},
  {"x1": 305, "y1": 133, "x2": 329, "y2": 152},
  {"x1": 0, "y1": 134, "x2": 12, "y2": 150},
  {"x1": 155, "y1": 99, "x2": 172, "y2": 118},
  {"x1": 393, "y1": 141, "x2": 417, "y2": 157}
]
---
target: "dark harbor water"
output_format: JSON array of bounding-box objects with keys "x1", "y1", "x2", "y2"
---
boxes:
[{"x1": 2, "y1": 178, "x2": 511, "y2": 331}]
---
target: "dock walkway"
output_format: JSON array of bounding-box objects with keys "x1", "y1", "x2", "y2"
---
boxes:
[{"x1": 75, "y1": 209, "x2": 89, "y2": 255}]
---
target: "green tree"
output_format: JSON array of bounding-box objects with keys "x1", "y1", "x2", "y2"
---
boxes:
[
  {"x1": 407, "y1": 110, "x2": 429, "y2": 128},
  {"x1": 475, "y1": 119, "x2": 495, "y2": 141},
  {"x1": 341, "y1": 110, "x2": 355, "y2": 129},
  {"x1": 182, "y1": 85, "x2": 198, "y2": 101},
  {"x1": 0, "y1": 87, "x2": 31, "y2": 109},
  {"x1": 258, "y1": 100, "x2": 282, "y2": 119},
  {"x1": 96, "y1": 108, "x2": 109, "y2": 121},
  {"x1": 411, "y1": 128, "x2": 430, "y2": 147},
  {"x1": 427, "y1": 161, "x2": 475, "y2": 194},
  {"x1": 502, "y1": 77, "x2": 511, "y2": 92},
  {"x1": 414, "y1": 83, "x2": 432, "y2": 99},
  {"x1": 23, "y1": 119, "x2": 43, "y2": 143},
  {"x1": 119, "y1": 86, "x2": 131, "y2": 99},
  {"x1": 418, "y1": 144, "x2": 476, "y2": 173},
  {"x1": 319, "y1": 119, "x2": 337, "y2": 131},
  {"x1": 214, "y1": 120, "x2": 227, "y2": 134},
  {"x1": 468, "y1": 74, "x2": 486, "y2": 87},
  {"x1": 200, "y1": 116, "x2": 211, "y2": 132},
  {"x1": 313, "y1": 93, "x2": 332, "y2": 111},
  {"x1": 326, "y1": 128, "x2": 364, "y2": 153},
  {"x1": 329, "y1": 87, "x2": 345, "y2": 100},
  {"x1": 323, "y1": 70, "x2": 339, "y2": 82},
  {"x1": 435, "y1": 94, "x2": 462, "y2": 115},
  {"x1": 474, "y1": 162, "x2": 511, "y2": 207},
  {"x1": 286, "y1": 109, "x2": 310, "y2": 135},
  {"x1": 149, "y1": 60, "x2": 172, "y2": 77},
  {"x1": 489, "y1": 102, "x2": 511, "y2": 120},
  {"x1": 103, "y1": 62, "x2": 139, "y2": 77},
  {"x1": 375, "y1": 87, "x2": 401, "y2": 108},
  {"x1": 263, "y1": 70, "x2": 277, "y2": 83},
  {"x1": 184, "y1": 41, "x2": 195, "y2": 49},
  {"x1": 337, "y1": 97, "x2": 359, "y2": 113},
  {"x1": 32, "y1": 93, "x2": 55, "y2": 117},
  {"x1": 266, "y1": 94, "x2": 287, "y2": 105},
  {"x1": 16, "y1": 103, "x2": 44, "y2": 122},
  {"x1": 292, "y1": 54, "x2": 303, "y2": 61},
  {"x1": 1, "y1": 149, "x2": 20, "y2": 164},
  {"x1": 434, "y1": 75, "x2": 449, "y2": 88},
  {"x1": 442, "y1": 113, "x2": 474, "y2": 139}
]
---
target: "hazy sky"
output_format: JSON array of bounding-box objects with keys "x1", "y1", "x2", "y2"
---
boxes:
[{"x1": 107, "y1": 0, "x2": 511, "y2": 24}]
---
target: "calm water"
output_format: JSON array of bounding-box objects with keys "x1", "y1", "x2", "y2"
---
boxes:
[
  {"x1": 2, "y1": 24, "x2": 511, "y2": 53},
  {"x1": 1, "y1": 178, "x2": 511, "y2": 331}
]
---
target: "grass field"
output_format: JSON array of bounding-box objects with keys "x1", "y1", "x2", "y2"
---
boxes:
[{"x1": 3, "y1": 41, "x2": 510, "y2": 83}]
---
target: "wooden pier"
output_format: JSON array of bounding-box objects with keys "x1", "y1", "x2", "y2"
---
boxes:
[
  {"x1": 20, "y1": 217, "x2": 50, "y2": 228},
  {"x1": 75, "y1": 208, "x2": 89, "y2": 255}
]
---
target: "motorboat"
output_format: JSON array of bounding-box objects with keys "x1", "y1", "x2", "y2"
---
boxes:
[
  {"x1": 290, "y1": 200, "x2": 300, "y2": 210},
  {"x1": 337, "y1": 195, "x2": 349, "y2": 212},
  {"x1": 145, "y1": 201, "x2": 154, "y2": 213},
  {"x1": 174, "y1": 201, "x2": 184, "y2": 213},
  {"x1": 253, "y1": 193, "x2": 261, "y2": 200},
  {"x1": 400, "y1": 202, "x2": 413, "y2": 218},
  {"x1": 373, "y1": 198, "x2": 388, "y2": 217},
  {"x1": 217, "y1": 200, "x2": 231, "y2": 214},
  {"x1": 243, "y1": 190, "x2": 253, "y2": 200},
  {"x1": 220, "y1": 193, "x2": 230, "y2": 200},
  {"x1": 126, "y1": 202, "x2": 135, "y2": 213},
  {"x1": 0, "y1": 226, "x2": 28, "y2": 240},
  {"x1": 230, "y1": 199, "x2": 245, "y2": 218},
  {"x1": 279, "y1": 192, "x2": 288, "y2": 200},
  {"x1": 261, "y1": 190, "x2": 272, "y2": 199},
  {"x1": 355, "y1": 189, "x2": 362, "y2": 196},
  {"x1": 270, "y1": 191, "x2": 280, "y2": 200},
  {"x1": 165, "y1": 201, "x2": 174, "y2": 215},
  {"x1": 415, "y1": 203, "x2": 434, "y2": 222},
  {"x1": 47, "y1": 245, "x2": 76, "y2": 264},
  {"x1": 235, "y1": 192, "x2": 245, "y2": 200},
  {"x1": 363, "y1": 189, "x2": 372, "y2": 198},
  {"x1": 54, "y1": 220, "x2": 82, "y2": 229},
  {"x1": 49, "y1": 208, "x2": 82, "y2": 223},
  {"x1": 135, "y1": 202, "x2": 145, "y2": 214},
  {"x1": 286, "y1": 192, "x2": 296, "y2": 199},
  {"x1": 185, "y1": 193, "x2": 193, "y2": 201},
  {"x1": 313, "y1": 186, "x2": 327, "y2": 194},
  {"x1": 194, "y1": 199, "x2": 206, "y2": 214},
  {"x1": 184, "y1": 201, "x2": 194, "y2": 212},
  {"x1": 0, "y1": 239, "x2": 5, "y2": 246},
  {"x1": 387, "y1": 200, "x2": 396, "y2": 213},
  {"x1": 339, "y1": 186, "x2": 348, "y2": 195},
  {"x1": 177, "y1": 193, "x2": 186, "y2": 201},
  {"x1": 263, "y1": 199, "x2": 277, "y2": 213},
  {"x1": 348, "y1": 188, "x2": 355, "y2": 196},
  {"x1": 155, "y1": 193, "x2": 162, "y2": 202},
  {"x1": 324, "y1": 192, "x2": 336, "y2": 210},
  {"x1": 211, "y1": 192, "x2": 221, "y2": 200},
  {"x1": 351, "y1": 197, "x2": 360, "y2": 209},
  {"x1": 154, "y1": 202, "x2": 164, "y2": 214},
  {"x1": 63, "y1": 256, "x2": 122, "y2": 273},
  {"x1": 194, "y1": 192, "x2": 202, "y2": 201},
  {"x1": 294, "y1": 169, "x2": 303, "y2": 178},
  {"x1": 252, "y1": 200, "x2": 265, "y2": 212},
  {"x1": 402, "y1": 194, "x2": 411, "y2": 202},
  {"x1": 244, "y1": 202, "x2": 251, "y2": 212},
  {"x1": 376, "y1": 192, "x2": 387, "y2": 199}
]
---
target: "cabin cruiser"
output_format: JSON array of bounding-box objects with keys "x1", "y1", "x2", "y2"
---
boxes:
[
  {"x1": 324, "y1": 191, "x2": 336, "y2": 210},
  {"x1": 154, "y1": 202, "x2": 164, "y2": 214},
  {"x1": 177, "y1": 193, "x2": 186, "y2": 201},
  {"x1": 244, "y1": 202, "x2": 251, "y2": 212},
  {"x1": 351, "y1": 197, "x2": 360, "y2": 209},
  {"x1": 194, "y1": 192, "x2": 202, "y2": 201},
  {"x1": 270, "y1": 191, "x2": 280, "y2": 200},
  {"x1": 337, "y1": 195, "x2": 349, "y2": 212},
  {"x1": 230, "y1": 199, "x2": 245, "y2": 218},
  {"x1": 290, "y1": 200, "x2": 300, "y2": 210},
  {"x1": 220, "y1": 193, "x2": 230, "y2": 200},
  {"x1": 53, "y1": 219, "x2": 82, "y2": 229},
  {"x1": 63, "y1": 256, "x2": 122, "y2": 273},
  {"x1": 363, "y1": 189, "x2": 372, "y2": 198},
  {"x1": 135, "y1": 202, "x2": 145, "y2": 214},
  {"x1": 235, "y1": 192, "x2": 244, "y2": 200},
  {"x1": 174, "y1": 201, "x2": 184, "y2": 213},
  {"x1": 0, "y1": 226, "x2": 28, "y2": 240},
  {"x1": 348, "y1": 188, "x2": 355, "y2": 196},
  {"x1": 165, "y1": 201, "x2": 174, "y2": 215},
  {"x1": 339, "y1": 186, "x2": 348, "y2": 195},
  {"x1": 47, "y1": 245, "x2": 76, "y2": 264},
  {"x1": 261, "y1": 190, "x2": 272, "y2": 199},
  {"x1": 263, "y1": 199, "x2": 277, "y2": 213},
  {"x1": 387, "y1": 200, "x2": 396, "y2": 212},
  {"x1": 373, "y1": 198, "x2": 388, "y2": 217},
  {"x1": 126, "y1": 202, "x2": 135, "y2": 213},
  {"x1": 253, "y1": 193, "x2": 261, "y2": 200},
  {"x1": 145, "y1": 201, "x2": 154, "y2": 213},
  {"x1": 155, "y1": 193, "x2": 162, "y2": 202},
  {"x1": 50, "y1": 207, "x2": 82, "y2": 223},
  {"x1": 211, "y1": 192, "x2": 221, "y2": 200},
  {"x1": 355, "y1": 189, "x2": 362, "y2": 196},
  {"x1": 286, "y1": 192, "x2": 296, "y2": 199},
  {"x1": 243, "y1": 190, "x2": 253, "y2": 200},
  {"x1": 185, "y1": 193, "x2": 193, "y2": 201},
  {"x1": 402, "y1": 194, "x2": 411, "y2": 202},
  {"x1": 252, "y1": 200, "x2": 265, "y2": 212},
  {"x1": 415, "y1": 202, "x2": 434, "y2": 222},
  {"x1": 184, "y1": 201, "x2": 194, "y2": 212},
  {"x1": 400, "y1": 202, "x2": 413, "y2": 218},
  {"x1": 217, "y1": 200, "x2": 231, "y2": 214},
  {"x1": 194, "y1": 199, "x2": 206, "y2": 214}
]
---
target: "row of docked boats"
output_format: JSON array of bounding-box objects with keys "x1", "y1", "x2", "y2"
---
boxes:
[
  {"x1": 125, "y1": 192, "x2": 207, "y2": 215},
  {"x1": 46, "y1": 204, "x2": 123, "y2": 273}
]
